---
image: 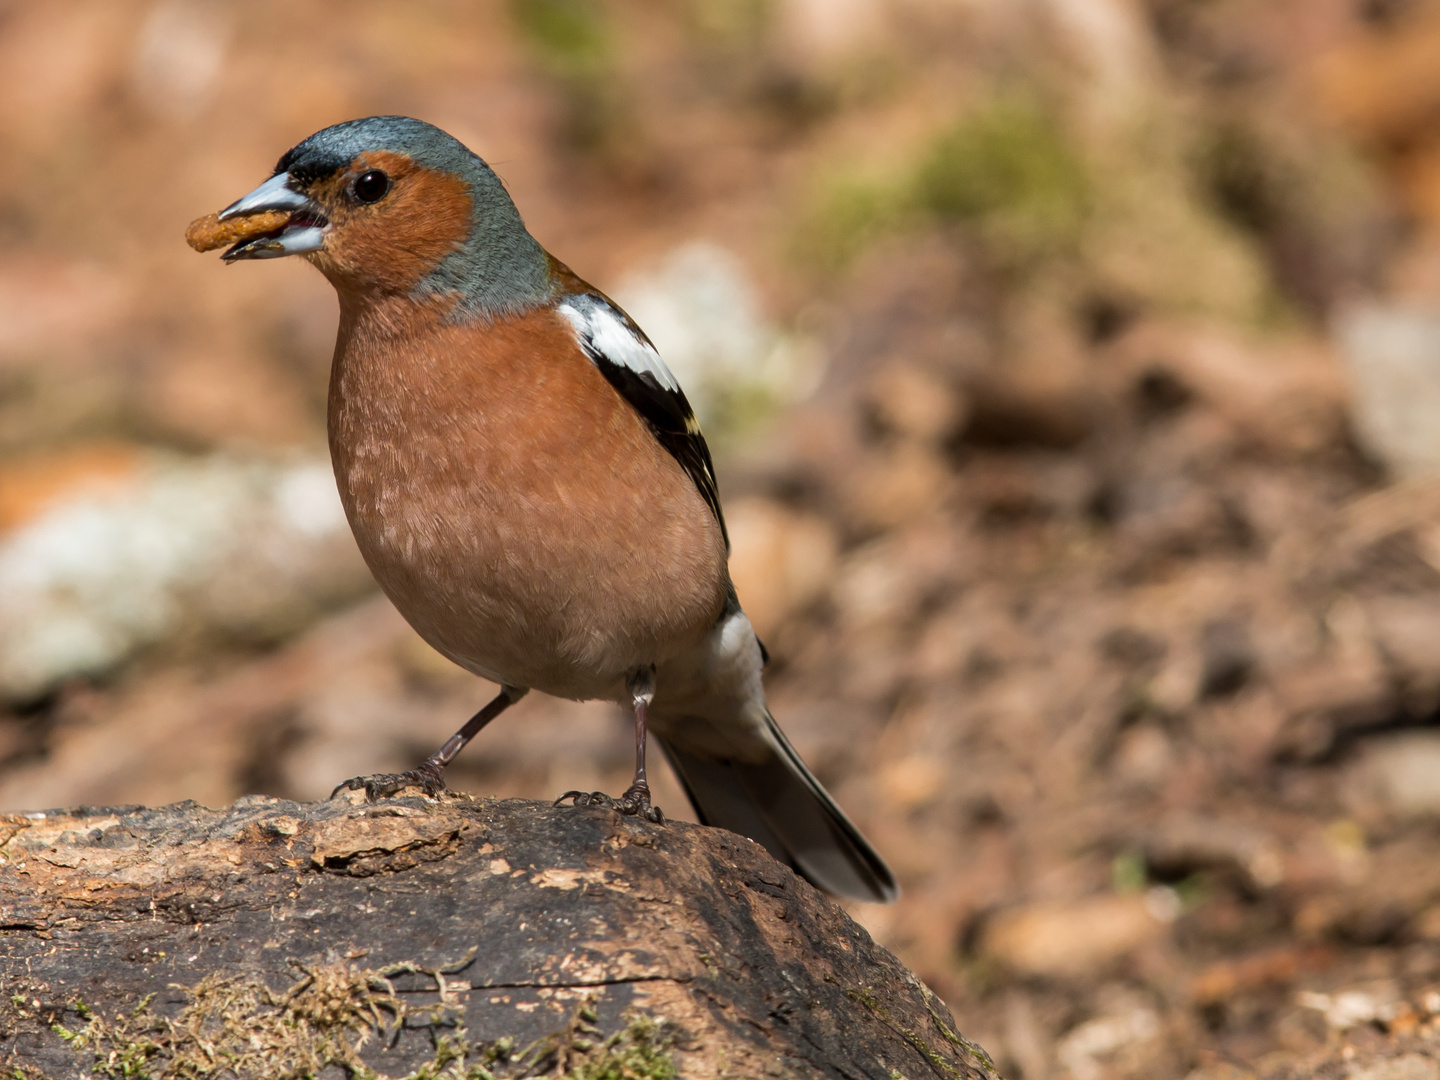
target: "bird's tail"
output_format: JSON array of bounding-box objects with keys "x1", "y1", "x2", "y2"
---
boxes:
[{"x1": 657, "y1": 711, "x2": 898, "y2": 903}]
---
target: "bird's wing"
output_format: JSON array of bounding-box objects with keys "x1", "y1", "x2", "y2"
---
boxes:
[{"x1": 555, "y1": 285, "x2": 729, "y2": 551}]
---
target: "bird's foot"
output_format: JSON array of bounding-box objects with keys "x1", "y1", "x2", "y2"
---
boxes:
[
  {"x1": 554, "y1": 783, "x2": 664, "y2": 824},
  {"x1": 331, "y1": 761, "x2": 446, "y2": 801}
]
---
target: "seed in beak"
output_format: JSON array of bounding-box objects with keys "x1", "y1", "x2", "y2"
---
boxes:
[{"x1": 185, "y1": 210, "x2": 293, "y2": 253}]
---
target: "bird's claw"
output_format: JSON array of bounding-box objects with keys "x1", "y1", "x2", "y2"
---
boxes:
[
  {"x1": 332, "y1": 762, "x2": 446, "y2": 801},
  {"x1": 554, "y1": 787, "x2": 664, "y2": 824}
]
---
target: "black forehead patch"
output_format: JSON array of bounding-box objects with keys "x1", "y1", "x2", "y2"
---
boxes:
[
  {"x1": 273, "y1": 116, "x2": 479, "y2": 184},
  {"x1": 272, "y1": 145, "x2": 348, "y2": 185}
]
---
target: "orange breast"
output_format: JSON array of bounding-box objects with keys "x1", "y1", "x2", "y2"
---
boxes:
[{"x1": 327, "y1": 297, "x2": 729, "y2": 700}]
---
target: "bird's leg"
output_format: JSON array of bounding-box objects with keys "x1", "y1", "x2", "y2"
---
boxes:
[
  {"x1": 555, "y1": 667, "x2": 664, "y2": 823},
  {"x1": 618, "y1": 666, "x2": 661, "y2": 821},
  {"x1": 331, "y1": 685, "x2": 527, "y2": 800}
]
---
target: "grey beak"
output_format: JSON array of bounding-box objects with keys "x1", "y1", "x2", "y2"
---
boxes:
[{"x1": 218, "y1": 172, "x2": 327, "y2": 260}]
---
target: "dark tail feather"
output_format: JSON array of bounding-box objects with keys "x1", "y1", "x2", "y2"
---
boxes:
[{"x1": 657, "y1": 713, "x2": 898, "y2": 903}]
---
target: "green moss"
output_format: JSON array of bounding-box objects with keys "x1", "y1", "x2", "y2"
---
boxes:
[
  {"x1": 682, "y1": 0, "x2": 772, "y2": 50},
  {"x1": 918, "y1": 984, "x2": 996, "y2": 1074},
  {"x1": 791, "y1": 84, "x2": 1297, "y2": 327},
  {"x1": 794, "y1": 173, "x2": 909, "y2": 273},
  {"x1": 703, "y1": 379, "x2": 786, "y2": 456},
  {"x1": 844, "y1": 984, "x2": 993, "y2": 1080},
  {"x1": 41, "y1": 958, "x2": 677, "y2": 1080},
  {"x1": 511, "y1": 0, "x2": 611, "y2": 78},
  {"x1": 510, "y1": 0, "x2": 629, "y2": 155},
  {"x1": 794, "y1": 93, "x2": 1089, "y2": 277},
  {"x1": 569, "y1": 1013, "x2": 677, "y2": 1080},
  {"x1": 912, "y1": 96, "x2": 1089, "y2": 261},
  {"x1": 1172, "y1": 870, "x2": 1213, "y2": 912},
  {"x1": 1112, "y1": 849, "x2": 1148, "y2": 894},
  {"x1": 48, "y1": 965, "x2": 402, "y2": 1078}
]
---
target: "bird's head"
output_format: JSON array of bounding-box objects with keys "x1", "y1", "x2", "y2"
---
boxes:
[{"x1": 193, "y1": 116, "x2": 549, "y2": 317}]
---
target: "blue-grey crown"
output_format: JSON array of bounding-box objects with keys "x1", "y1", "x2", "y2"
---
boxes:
[
  {"x1": 277, "y1": 116, "x2": 551, "y2": 319},
  {"x1": 275, "y1": 116, "x2": 479, "y2": 184}
]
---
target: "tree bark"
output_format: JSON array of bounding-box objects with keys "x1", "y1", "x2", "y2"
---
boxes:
[{"x1": 0, "y1": 792, "x2": 998, "y2": 1079}]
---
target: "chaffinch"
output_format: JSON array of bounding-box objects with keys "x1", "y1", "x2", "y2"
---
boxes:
[{"x1": 192, "y1": 116, "x2": 896, "y2": 903}]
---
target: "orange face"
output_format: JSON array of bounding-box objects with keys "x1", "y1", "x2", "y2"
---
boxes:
[
  {"x1": 302, "y1": 150, "x2": 475, "y2": 296},
  {"x1": 191, "y1": 149, "x2": 475, "y2": 300}
]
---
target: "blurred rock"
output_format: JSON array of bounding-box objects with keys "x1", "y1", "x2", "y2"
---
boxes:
[
  {"x1": 979, "y1": 894, "x2": 1172, "y2": 979},
  {"x1": 1037, "y1": 0, "x2": 1160, "y2": 133},
  {"x1": 1055, "y1": 1002, "x2": 1162, "y2": 1080},
  {"x1": 862, "y1": 361, "x2": 969, "y2": 446},
  {"x1": 1363, "y1": 596, "x2": 1440, "y2": 709},
  {"x1": 875, "y1": 753, "x2": 947, "y2": 812},
  {"x1": 1316, "y1": 14, "x2": 1440, "y2": 145},
  {"x1": 1345, "y1": 732, "x2": 1440, "y2": 821},
  {"x1": 1297, "y1": 984, "x2": 1405, "y2": 1032},
  {"x1": 1336, "y1": 475, "x2": 1440, "y2": 555},
  {"x1": 961, "y1": 373, "x2": 1096, "y2": 450},
  {"x1": 843, "y1": 443, "x2": 954, "y2": 532},
  {"x1": 832, "y1": 538, "x2": 919, "y2": 641},
  {"x1": 1316, "y1": 12, "x2": 1440, "y2": 231},
  {"x1": 141, "y1": 346, "x2": 319, "y2": 448},
  {"x1": 1144, "y1": 815, "x2": 1285, "y2": 891},
  {"x1": 724, "y1": 496, "x2": 839, "y2": 640},
  {"x1": 131, "y1": 0, "x2": 232, "y2": 121},
  {"x1": 1002, "y1": 989, "x2": 1051, "y2": 1080},
  {"x1": 1349, "y1": 1055, "x2": 1440, "y2": 1080},
  {"x1": 1287, "y1": 823, "x2": 1440, "y2": 942},
  {"x1": 0, "y1": 258, "x2": 132, "y2": 360},
  {"x1": 1270, "y1": 597, "x2": 1393, "y2": 757},
  {"x1": 1188, "y1": 946, "x2": 1335, "y2": 1005},
  {"x1": 1338, "y1": 304, "x2": 1440, "y2": 477},
  {"x1": 1110, "y1": 723, "x2": 1174, "y2": 790},
  {"x1": 773, "y1": 0, "x2": 891, "y2": 73},
  {"x1": 1109, "y1": 469, "x2": 1236, "y2": 570},
  {"x1": 1414, "y1": 904, "x2": 1440, "y2": 941},
  {"x1": 832, "y1": 525, "x2": 960, "y2": 642},
  {"x1": 0, "y1": 601, "x2": 406, "y2": 811},
  {"x1": 962, "y1": 454, "x2": 1061, "y2": 522},
  {"x1": 1199, "y1": 616, "x2": 1256, "y2": 699},
  {"x1": 1114, "y1": 321, "x2": 1349, "y2": 456},
  {"x1": 0, "y1": 442, "x2": 141, "y2": 532},
  {"x1": 0, "y1": 452, "x2": 371, "y2": 701}
]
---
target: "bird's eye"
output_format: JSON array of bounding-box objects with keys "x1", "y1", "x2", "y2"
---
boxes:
[{"x1": 352, "y1": 170, "x2": 390, "y2": 203}]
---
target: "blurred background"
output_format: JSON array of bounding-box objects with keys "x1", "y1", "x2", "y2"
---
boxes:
[{"x1": 6, "y1": 0, "x2": 1440, "y2": 1076}]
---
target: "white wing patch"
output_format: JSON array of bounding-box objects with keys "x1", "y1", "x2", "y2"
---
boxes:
[{"x1": 557, "y1": 296, "x2": 681, "y2": 392}]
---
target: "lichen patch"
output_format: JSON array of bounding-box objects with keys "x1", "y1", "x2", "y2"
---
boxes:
[{"x1": 531, "y1": 867, "x2": 620, "y2": 891}]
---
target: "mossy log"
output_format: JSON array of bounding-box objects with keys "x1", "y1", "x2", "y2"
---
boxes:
[{"x1": 0, "y1": 792, "x2": 997, "y2": 1079}]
